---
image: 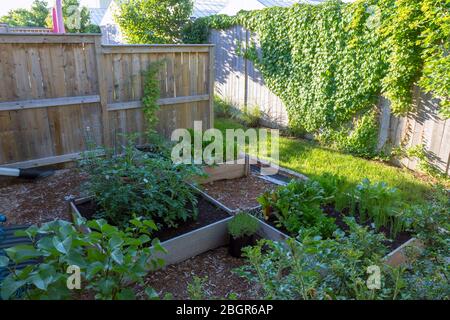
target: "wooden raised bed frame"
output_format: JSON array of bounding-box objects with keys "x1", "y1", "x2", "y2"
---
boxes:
[
  {"x1": 197, "y1": 155, "x2": 422, "y2": 267},
  {"x1": 69, "y1": 157, "x2": 421, "y2": 269},
  {"x1": 195, "y1": 153, "x2": 250, "y2": 184}
]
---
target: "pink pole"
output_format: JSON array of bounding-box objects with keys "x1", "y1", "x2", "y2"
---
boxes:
[
  {"x1": 55, "y1": 0, "x2": 65, "y2": 33},
  {"x1": 52, "y1": 7, "x2": 59, "y2": 33}
]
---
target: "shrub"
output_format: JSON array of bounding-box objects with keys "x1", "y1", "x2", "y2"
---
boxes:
[
  {"x1": 236, "y1": 217, "x2": 397, "y2": 300},
  {"x1": 116, "y1": 0, "x2": 193, "y2": 44},
  {"x1": 228, "y1": 212, "x2": 260, "y2": 239},
  {"x1": 80, "y1": 138, "x2": 202, "y2": 228},
  {"x1": 237, "y1": 106, "x2": 262, "y2": 128},
  {"x1": 257, "y1": 179, "x2": 336, "y2": 238},
  {"x1": 0, "y1": 219, "x2": 165, "y2": 300},
  {"x1": 214, "y1": 96, "x2": 235, "y2": 118}
]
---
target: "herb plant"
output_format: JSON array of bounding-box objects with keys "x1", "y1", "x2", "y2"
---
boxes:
[{"x1": 228, "y1": 212, "x2": 260, "y2": 239}]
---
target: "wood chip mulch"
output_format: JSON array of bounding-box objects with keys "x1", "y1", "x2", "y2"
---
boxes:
[
  {"x1": 142, "y1": 247, "x2": 261, "y2": 300},
  {"x1": 0, "y1": 169, "x2": 87, "y2": 226},
  {"x1": 201, "y1": 173, "x2": 277, "y2": 211}
]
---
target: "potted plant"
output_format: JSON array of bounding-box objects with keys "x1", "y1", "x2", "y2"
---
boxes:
[{"x1": 228, "y1": 212, "x2": 260, "y2": 258}]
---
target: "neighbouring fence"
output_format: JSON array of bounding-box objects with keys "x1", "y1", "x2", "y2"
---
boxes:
[
  {"x1": 0, "y1": 33, "x2": 214, "y2": 168},
  {"x1": 210, "y1": 27, "x2": 450, "y2": 176}
]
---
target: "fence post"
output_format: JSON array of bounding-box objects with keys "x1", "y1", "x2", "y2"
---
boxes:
[
  {"x1": 94, "y1": 36, "x2": 111, "y2": 148},
  {"x1": 209, "y1": 45, "x2": 215, "y2": 129}
]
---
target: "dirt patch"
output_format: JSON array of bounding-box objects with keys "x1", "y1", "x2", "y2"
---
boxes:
[
  {"x1": 201, "y1": 173, "x2": 277, "y2": 211},
  {"x1": 0, "y1": 169, "x2": 86, "y2": 226},
  {"x1": 76, "y1": 196, "x2": 230, "y2": 242},
  {"x1": 142, "y1": 247, "x2": 260, "y2": 300}
]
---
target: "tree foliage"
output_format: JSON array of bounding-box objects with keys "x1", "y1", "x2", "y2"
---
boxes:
[
  {"x1": 0, "y1": 0, "x2": 99, "y2": 33},
  {"x1": 116, "y1": 0, "x2": 194, "y2": 44},
  {"x1": 46, "y1": 0, "x2": 100, "y2": 33},
  {"x1": 0, "y1": 0, "x2": 49, "y2": 27}
]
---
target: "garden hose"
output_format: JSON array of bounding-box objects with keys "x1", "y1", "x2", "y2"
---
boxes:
[{"x1": 0, "y1": 167, "x2": 54, "y2": 180}]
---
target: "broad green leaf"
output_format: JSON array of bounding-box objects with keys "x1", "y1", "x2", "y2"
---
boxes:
[
  {"x1": 0, "y1": 255, "x2": 9, "y2": 267},
  {"x1": 52, "y1": 236, "x2": 72, "y2": 254},
  {"x1": 5, "y1": 245, "x2": 41, "y2": 263},
  {"x1": 111, "y1": 249, "x2": 124, "y2": 265},
  {"x1": 0, "y1": 275, "x2": 26, "y2": 300}
]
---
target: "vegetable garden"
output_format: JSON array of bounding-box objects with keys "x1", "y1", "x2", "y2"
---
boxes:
[{"x1": 0, "y1": 0, "x2": 449, "y2": 301}]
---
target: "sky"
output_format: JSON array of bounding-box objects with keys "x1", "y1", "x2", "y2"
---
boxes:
[{"x1": 0, "y1": 0, "x2": 98, "y2": 17}]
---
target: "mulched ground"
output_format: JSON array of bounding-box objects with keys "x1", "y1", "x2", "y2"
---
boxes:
[
  {"x1": 75, "y1": 196, "x2": 230, "y2": 242},
  {"x1": 201, "y1": 173, "x2": 277, "y2": 210},
  {"x1": 142, "y1": 247, "x2": 261, "y2": 300},
  {"x1": 0, "y1": 169, "x2": 86, "y2": 226}
]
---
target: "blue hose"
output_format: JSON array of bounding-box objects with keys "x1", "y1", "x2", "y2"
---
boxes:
[{"x1": 0, "y1": 214, "x2": 6, "y2": 243}]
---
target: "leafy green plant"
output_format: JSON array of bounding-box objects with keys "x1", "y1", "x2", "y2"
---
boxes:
[
  {"x1": 349, "y1": 178, "x2": 407, "y2": 237},
  {"x1": 315, "y1": 172, "x2": 349, "y2": 208},
  {"x1": 187, "y1": 276, "x2": 208, "y2": 300},
  {"x1": 80, "y1": 137, "x2": 202, "y2": 228},
  {"x1": 236, "y1": 217, "x2": 404, "y2": 300},
  {"x1": 214, "y1": 96, "x2": 235, "y2": 118},
  {"x1": 319, "y1": 110, "x2": 381, "y2": 159},
  {"x1": 257, "y1": 179, "x2": 336, "y2": 238},
  {"x1": 237, "y1": 106, "x2": 263, "y2": 128},
  {"x1": 228, "y1": 212, "x2": 260, "y2": 239},
  {"x1": 0, "y1": 218, "x2": 165, "y2": 300}
]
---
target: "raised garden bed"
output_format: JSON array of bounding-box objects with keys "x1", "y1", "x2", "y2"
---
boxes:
[
  {"x1": 200, "y1": 172, "x2": 277, "y2": 211},
  {"x1": 197, "y1": 156, "x2": 421, "y2": 267},
  {"x1": 195, "y1": 154, "x2": 250, "y2": 184},
  {"x1": 141, "y1": 246, "x2": 261, "y2": 300},
  {"x1": 70, "y1": 193, "x2": 234, "y2": 266}
]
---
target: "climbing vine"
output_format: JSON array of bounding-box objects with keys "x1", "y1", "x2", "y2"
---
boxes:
[
  {"x1": 142, "y1": 61, "x2": 163, "y2": 129},
  {"x1": 185, "y1": 0, "x2": 450, "y2": 157}
]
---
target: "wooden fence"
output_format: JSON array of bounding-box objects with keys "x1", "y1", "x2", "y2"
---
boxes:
[
  {"x1": 0, "y1": 34, "x2": 214, "y2": 168},
  {"x1": 210, "y1": 27, "x2": 449, "y2": 176},
  {"x1": 210, "y1": 26, "x2": 288, "y2": 127}
]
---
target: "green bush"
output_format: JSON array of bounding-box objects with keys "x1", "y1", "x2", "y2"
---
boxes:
[
  {"x1": 237, "y1": 218, "x2": 396, "y2": 300},
  {"x1": 214, "y1": 96, "x2": 235, "y2": 118},
  {"x1": 116, "y1": 0, "x2": 193, "y2": 44},
  {"x1": 237, "y1": 106, "x2": 263, "y2": 128},
  {"x1": 0, "y1": 218, "x2": 165, "y2": 300},
  {"x1": 319, "y1": 110, "x2": 380, "y2": 159},
  {"x1": 80, "y1": 138, "x2": 202, "y2": 228},
  {"x1": 228, "y1": 212, "x2": 260, "y2": 239}
]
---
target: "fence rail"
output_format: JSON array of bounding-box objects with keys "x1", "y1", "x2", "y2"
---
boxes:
[
  {"x1": 210, "y1": 27, "x2": 449, "y2": 176},
  {"x1": 0, "y1": 34, "x2": 214, "y2": 167}
]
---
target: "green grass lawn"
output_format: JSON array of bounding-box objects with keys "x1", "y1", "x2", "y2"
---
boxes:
[{"x1": 215, "y1": 117, "x2": 433, "y2": 205}]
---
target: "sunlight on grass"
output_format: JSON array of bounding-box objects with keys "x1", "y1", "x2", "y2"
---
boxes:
[{"x1": 215, "y1": 117, "x2": 432, "y2": 205}]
